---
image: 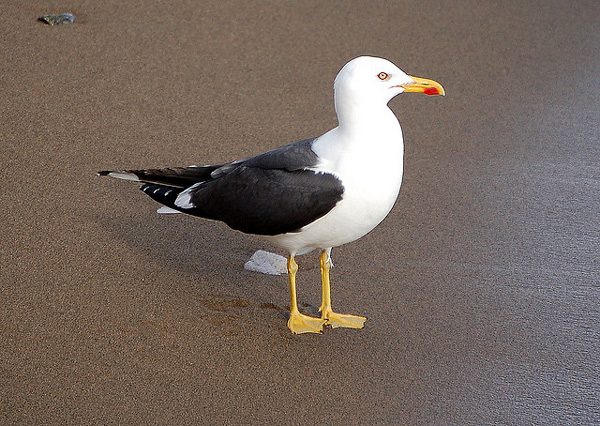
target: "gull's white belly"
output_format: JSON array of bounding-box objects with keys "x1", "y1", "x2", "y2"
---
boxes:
[{"x1": 268, "y1": 130, "x2": 404, "y2": 254}]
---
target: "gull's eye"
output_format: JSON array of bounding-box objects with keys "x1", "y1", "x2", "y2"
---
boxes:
[{"x1": 378, "y1": 72, "x2": 389, "y2": 81}]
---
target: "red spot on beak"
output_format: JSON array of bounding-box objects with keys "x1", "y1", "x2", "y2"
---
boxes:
[{"x1": 424, "y1": 87, "x2": 440, "y2": 96}]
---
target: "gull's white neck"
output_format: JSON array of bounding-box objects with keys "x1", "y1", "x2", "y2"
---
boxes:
[
  {"x1": 337, "y1": 104, "x2": 400, "y2": 136},
  {"x1": 312, "y1": 96, "x2": 404, "y2": 173},
  {"x1": 312, "y1": 83, "x2": 405, "y2": 166},
  {"x1": 334, "y1": 86, "x2": 402, "y2": 134}
]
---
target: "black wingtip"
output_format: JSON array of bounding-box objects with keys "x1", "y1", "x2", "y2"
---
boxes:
[{"x1": 97, "y1": 170, "x2": 112, "y2": 176}]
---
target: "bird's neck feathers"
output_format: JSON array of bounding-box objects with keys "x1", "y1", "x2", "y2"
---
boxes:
[{"x1": 334, "y1": 94, "x2": 401, "y2": 136}]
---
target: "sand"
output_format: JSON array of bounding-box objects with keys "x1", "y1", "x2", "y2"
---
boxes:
[{"x1": 2, "y1": 0, "x2": 599, "y2": 424}]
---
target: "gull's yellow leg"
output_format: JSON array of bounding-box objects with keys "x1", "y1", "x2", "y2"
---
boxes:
[
  {"x1": 319, "y1": 249, "x2": 367, "y2": 329},
  {"x1": 287, "y1": 255, "x2": 325, "y2": 334}
]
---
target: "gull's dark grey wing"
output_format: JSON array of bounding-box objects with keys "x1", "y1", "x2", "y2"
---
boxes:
[
  {"x1": 168, "y1": 137, "x2": 344, "y2": 235},
  {"x1": 102, "y1": 136, "x2": 344, "y2": 236},
  {"x1": 170, "y1": 166, "x2": 343, "y2": 235},
  {"x1": 210, "y1": 137, "x2": 319, "y2": 178},
  {"x1": 241, "y1": 138, "x2": 319, "y2": 171}
]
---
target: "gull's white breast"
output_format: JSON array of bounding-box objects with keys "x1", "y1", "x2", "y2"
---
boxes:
[{"x1": 269, "y1": 115, "x2": 404, "y2": 254}]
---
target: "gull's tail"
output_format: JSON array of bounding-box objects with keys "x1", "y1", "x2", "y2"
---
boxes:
[
  {"x1": 97, "y1": 165, "x2": 221, "y2": 188},
  {"x1": 98, "y1": 165, "x2": 222, "y2": 214}
]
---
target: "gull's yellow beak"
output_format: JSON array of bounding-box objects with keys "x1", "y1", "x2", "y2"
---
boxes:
[{"x1": 401, "y1": 76, "x2": 445, "y2": 96}]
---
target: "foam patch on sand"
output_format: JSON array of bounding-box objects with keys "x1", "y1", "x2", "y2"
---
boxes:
[{"x1": 244, "y1": 250, "x2": 287, "y2": 275}]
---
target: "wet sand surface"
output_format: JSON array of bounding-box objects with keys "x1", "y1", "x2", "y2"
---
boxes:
[{"x1": 2, "y1": 1, "x2": 599, "y2": 424}]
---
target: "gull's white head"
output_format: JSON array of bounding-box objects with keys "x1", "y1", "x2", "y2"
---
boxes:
[{"x1": 334, "y1": 56, "x2": 445, "y2": 114}]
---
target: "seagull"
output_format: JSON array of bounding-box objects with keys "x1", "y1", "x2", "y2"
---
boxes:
[{"x1": 99, "y1": 56, "x2": 444, "y2": 334}]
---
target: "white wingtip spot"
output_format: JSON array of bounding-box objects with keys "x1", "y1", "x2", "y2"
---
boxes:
[
  {"x1": 175, "y1": 190, "x2": 194, "y2": 209},
  {"x1": 106, "y1": 171, "x2": 140, "y2": 182},
  {"x1": 174, "y1": 182, "x2": 202, "y2": 209},
  {"x1": 157, "y1": 206, "x2": 181, "y2": 214}
]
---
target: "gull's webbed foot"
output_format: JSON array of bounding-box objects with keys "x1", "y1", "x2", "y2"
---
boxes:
[
  {"x1": 287, "y1": 311, "x2": 326, "y2": 334},
  {"x1": 321, "y1": 309, "x2": 367, "y2": 329}
]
